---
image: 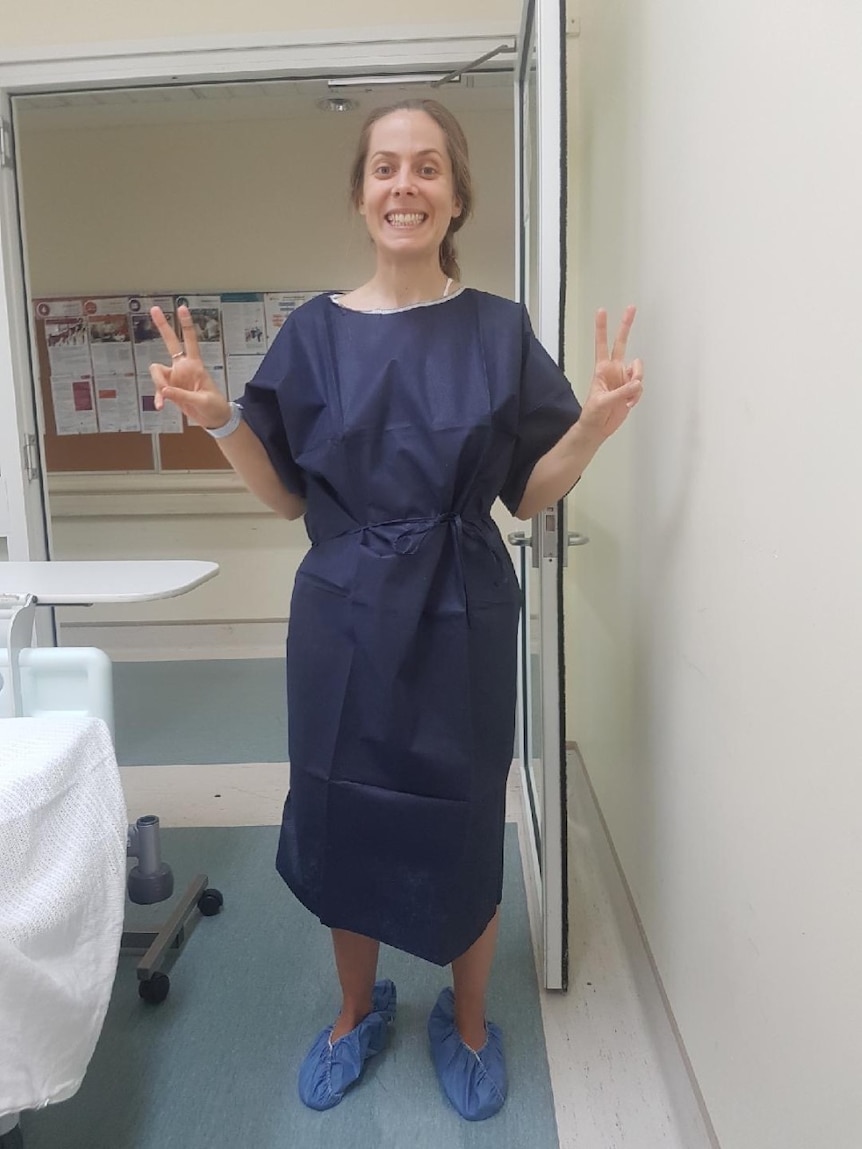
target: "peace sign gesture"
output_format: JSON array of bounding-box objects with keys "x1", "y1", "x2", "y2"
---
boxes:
[
  {"x1": 578, "y1": 306, "x2": 644, "y2": 441},
  {"x1": 148, "y1": 305, "x2": 232, "y2": 429}
]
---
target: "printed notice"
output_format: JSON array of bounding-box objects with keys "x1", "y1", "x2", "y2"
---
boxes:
[
  {"x1": 128, "y1": 295, "x2": 183, "y2": 434},
  {"x1": 93, "y1": 375, "x2": 141, "y2": 433},
  {"x1": 264, "y1": 292, "x2": 310, "y2": 346},
  {"x1": 42, "y1": 310, "x2": 92, "y2": 378},
  {"x1": 84, "y1": 297, "x2": 136, "y2": 377},
  {"x1": 51, "y1": 375, "x2": 98, "y2": 435},
  {"x1": 81, "y1": 296, "x2": 141, "y2": 432},
  {"x1": 225, "y1": 353, "x2": 266, "y2": 399},
  {"x1": 221, "y1": 293, "x2": 266, "y2": 399},
  {"x1": 175, "y1": 294, "x2": 227, "y2": 397}
]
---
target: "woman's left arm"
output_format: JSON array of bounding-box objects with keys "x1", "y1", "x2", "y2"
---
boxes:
[{"x1": 515, "y1": 306, "x2": 644, "y2": 520}]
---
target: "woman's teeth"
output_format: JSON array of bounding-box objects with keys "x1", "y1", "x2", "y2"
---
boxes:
[{"x1": 386, "y1": 213, "x2": 426, "y2": 227}]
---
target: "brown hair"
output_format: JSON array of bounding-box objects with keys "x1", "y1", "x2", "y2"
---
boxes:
[{"x1": 349, "y1": 98, "x2": 474, "y2": 281}]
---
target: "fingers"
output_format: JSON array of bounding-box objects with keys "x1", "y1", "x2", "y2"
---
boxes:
[
  {"x1": 176, "y1": 305, "x2": 202, "y2": 360},
  {"x1": 149, "y1": 363, "x2": 170, "y2": 410},
  {"x1": 627, "y1": 357, "x2": 644, "y2": 383},
  {"x1": 149, "y1": 307, "x2": 183, "y2": 360},
  {"x1": 612, "y1": 305, "x2": 637, "y2": 360},
  {"x1": 596, "y1": 305, "x2": 637, "y2": 364},
  {"x1": 594, "y1": 309, "x2": 609, "y2": 364},
  {"x1": 623, "y1": 376, "x2": 644, "y2": 409}
]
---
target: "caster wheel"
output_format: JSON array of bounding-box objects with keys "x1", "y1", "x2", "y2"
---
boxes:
[
  {"x1": 139, "y1": 972, "x2": 170, "y2": 1005},
  {"x1": 198, "y1": 888, "x2": 224, "y2": 917}
]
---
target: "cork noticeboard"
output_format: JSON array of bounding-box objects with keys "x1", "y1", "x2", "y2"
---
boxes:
[{"x1": 33, "y1": 296, "x2": 230, "y2": 474}]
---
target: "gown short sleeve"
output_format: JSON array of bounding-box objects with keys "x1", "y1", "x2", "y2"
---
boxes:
[
  {"x1": 498, "y1": 306, "x2": 583, "y2": 515},
  {"x1": 235, "y1": 326, "x2": 307, "y2": 498}
]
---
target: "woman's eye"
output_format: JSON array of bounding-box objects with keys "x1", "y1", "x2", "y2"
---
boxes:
[
  {"x1": 420, "y1": 166, "x2": 438, "y2": 177},
  {"x1": 373, "y1": 165, "x2": 392, "y2": 176}
]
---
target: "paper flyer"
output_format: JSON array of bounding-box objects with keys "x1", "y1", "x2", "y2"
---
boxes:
[
  {"x1": 175, "y1": 294, "x2": 227, "y2": 397},
  {"x1": 221, "y1": 293, "x2": 267, "y2": 399},
  {"x1": 225, "y1": 353, "x2": 266, "y2": 399},
  {"x1": 263, "y1": 291, "x2": 310, "y2": 346},
  {"x1": 50, "y1": 375, "x2": 98, "y2": 435},
  {"x1": 128, "y1": 295, "x2": 183, "y2": 434},
  {"x1": 83, "y1": 296, "x2": 137, "y2": 378},
  {"x1": 221, "y1": 293, "x2": 266, "y2": 353},
  {"x1": 80, "y1": 296, "x2": 141, "y2": 432},
  {"x1": 39, "y1": 298, "x2": 93, "y2": 377},
  {"x1": 93, "y1": 376, "x2": 141, "y2": 433}
]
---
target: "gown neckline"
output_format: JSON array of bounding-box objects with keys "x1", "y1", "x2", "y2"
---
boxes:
[{"x1": 328, "y1": 285, "x2": 467, "y2": 316}]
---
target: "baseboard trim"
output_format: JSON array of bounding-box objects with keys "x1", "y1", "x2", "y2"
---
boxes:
[
  {"x1": 569, "y1": 743, "x2": 721, "y2": 1149},
  {"x1": 58, "y1": 621, "x2": 287, "y2": 661}
]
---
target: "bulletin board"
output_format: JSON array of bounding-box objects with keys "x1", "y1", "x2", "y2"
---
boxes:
[{"x1": 32, "y1": 290, "x2": 314, "y2": 473}]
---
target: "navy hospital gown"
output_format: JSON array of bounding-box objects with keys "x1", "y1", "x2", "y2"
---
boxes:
[{"x1": 238, "y1": 287, "x2": 581, "y2": 966}]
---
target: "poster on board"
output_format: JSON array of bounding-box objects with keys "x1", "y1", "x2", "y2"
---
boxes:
[
  {"x1": 82, "y1": 296, "x2": 141, "y2": 432},
  {"x1": 221, "y1": 292, "x2": 267, "y2": 399},
  {"x1": 174, "y1": 294, "x2": 227, "y2": 398},
  {"x1": 263, "y1": 291, "x2": 312, "y2": 346},
  {"x1": 128, "y1": 295, "x2": 183, "y2": 434}
]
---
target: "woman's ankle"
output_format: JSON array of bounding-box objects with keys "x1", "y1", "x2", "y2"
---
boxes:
[{"x1": 331, "y1": 1000, "x2": 374, "y2": 1042}]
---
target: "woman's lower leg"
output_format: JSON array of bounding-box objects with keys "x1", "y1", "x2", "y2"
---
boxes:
[
  {"x1": 450, "y1": 908, "x2": 500, "y2": 1051},
  {"x1": 330, "y1": 927, "x2": 380, "y2": 1042}
]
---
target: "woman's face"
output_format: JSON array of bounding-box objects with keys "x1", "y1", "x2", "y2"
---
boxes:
[{"x1": 358, "y1": 110, "x2": 462, "y2": 268}]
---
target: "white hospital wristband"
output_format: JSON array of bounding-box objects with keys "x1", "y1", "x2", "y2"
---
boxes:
[{"x1": 205, "y1": 401, "x2": 243, "y2": 439}]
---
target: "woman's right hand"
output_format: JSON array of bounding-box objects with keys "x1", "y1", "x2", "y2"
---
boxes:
[{"x1": 148, "y1": 305, "x2": 232, "y2": 430}]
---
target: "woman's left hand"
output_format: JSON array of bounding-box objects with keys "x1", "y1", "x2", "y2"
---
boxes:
[{"x1": 578, "y1": 306, "x2": 644, "y2": 441}]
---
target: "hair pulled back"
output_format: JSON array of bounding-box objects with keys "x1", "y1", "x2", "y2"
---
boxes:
[{"x1": 349, "y1": 98, "x2": 473, "y2": 281}]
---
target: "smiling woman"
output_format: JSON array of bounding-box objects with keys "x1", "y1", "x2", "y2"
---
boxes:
[
  {"x1": 344, "y1": 99, "x2": 473, "y2": 309},
  {"x1": 146, "y1": 96, "x2": 642, "y2": 1124}
]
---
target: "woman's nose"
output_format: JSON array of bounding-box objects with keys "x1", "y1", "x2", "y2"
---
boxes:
[{"x1": 392, "y1": 167, "x2": 417, "y2": 195}]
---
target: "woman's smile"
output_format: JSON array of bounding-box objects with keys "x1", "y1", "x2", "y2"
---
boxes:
[{"x1": 385, "y1": 211, "x2": 428, "y2": 228}]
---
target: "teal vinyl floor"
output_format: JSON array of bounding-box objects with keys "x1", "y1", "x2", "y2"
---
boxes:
[
  {"x1": 19, "y1": 824, "x2": 559, "y2": 1149},
  {"x1": 112, "y1": 657, "x2": 535, "y2": 768},
  {"x1": 113, "y1": 658, "x2": 288, "y2": 765}
]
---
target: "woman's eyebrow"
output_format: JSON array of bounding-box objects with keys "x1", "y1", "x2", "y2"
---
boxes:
[{"x1": 370, "y1": 148, "x2": 445, "y2": 161}]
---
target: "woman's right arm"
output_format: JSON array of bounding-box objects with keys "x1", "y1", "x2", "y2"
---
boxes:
[
  {"x1": 149, "y1": 304, "x2": 306, "y2": 521},
  {"x1": 208, "y1": 418, "x2": 306, "y2": 520}
]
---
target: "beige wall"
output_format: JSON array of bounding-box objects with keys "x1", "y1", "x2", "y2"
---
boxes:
[
  {"x1": 0, "y1": 5, "x2": 518, "y2": 51},
  {"x1": 18, "y1": 99, "x2": 513, "y2": 299},
  {"x1": 564, "y1": 2, "x2": 862, "y2": 1147}
]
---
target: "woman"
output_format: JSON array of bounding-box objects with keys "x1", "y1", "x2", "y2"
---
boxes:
[{"x1": 149, "y1": 98, "x2": 643, "y2": 1122}]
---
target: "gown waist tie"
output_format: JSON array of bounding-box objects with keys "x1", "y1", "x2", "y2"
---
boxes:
[{"x1": 316, "y1": 512, "x2": 506, "y2": 627}]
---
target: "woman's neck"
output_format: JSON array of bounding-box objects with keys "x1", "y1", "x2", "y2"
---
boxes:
[{"x1": 350, "y1": 259, "x2": 455, "y2": 311}]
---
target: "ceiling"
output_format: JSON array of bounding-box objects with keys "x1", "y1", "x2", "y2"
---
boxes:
[{"x1": 15, "y1": 71, "x2": 514, "y2": 131}]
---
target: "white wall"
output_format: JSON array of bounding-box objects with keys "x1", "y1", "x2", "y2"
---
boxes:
[
  {"x1": 14, "y1": 92, "x2": 515, "y2": 648},
  {"x1": 564, "y1": 3, "x2": 862, "y2": 1147}
]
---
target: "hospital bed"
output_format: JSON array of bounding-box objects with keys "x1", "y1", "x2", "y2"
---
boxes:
[{"x1": 0, "y1": 561, "x2": 221, "y2": 1146}]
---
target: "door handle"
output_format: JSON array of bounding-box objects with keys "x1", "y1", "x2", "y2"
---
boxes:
[
  {"x1": 507, "y1": 531, "x2": 532, "y2": 547},
  {"x1": 563, "y1": 531, "x2": 589, "y2": 567}
]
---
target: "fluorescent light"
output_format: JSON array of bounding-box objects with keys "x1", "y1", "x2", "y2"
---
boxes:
[{"x1": 328, "y1": 74, "x2": 462, "y2": 89}]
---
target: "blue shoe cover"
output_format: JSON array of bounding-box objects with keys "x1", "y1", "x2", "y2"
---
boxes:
[
  {"x1": 298, "y1": 979, "x2": 396, "y2": 1110},
  {"x1": 428, "y1": 986, "x2": 507, "y2": 1121}
]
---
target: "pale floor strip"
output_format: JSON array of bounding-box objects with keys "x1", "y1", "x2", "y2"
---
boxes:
[{"x1": 120, "y1": 761, "x2": 712, "y2": 1149}]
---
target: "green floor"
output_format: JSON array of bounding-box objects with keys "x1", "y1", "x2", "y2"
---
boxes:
[
  {"x1": 112, "y1": 656, "x2": 535, "y2": 767},
  {"x1": 20, "y1": 825, "x2": 559, "y2": 1149},
  {"x1": 113, "y1": 658, "x2": 288, "y2": 765}
]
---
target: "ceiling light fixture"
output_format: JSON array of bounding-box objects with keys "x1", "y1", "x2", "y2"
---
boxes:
[
  {"x1": 327, "y1": 75, "x2": 459, "y2": 90},
  {"x1": 317, "y1": 96, "x2": 357, "y2": 112}
]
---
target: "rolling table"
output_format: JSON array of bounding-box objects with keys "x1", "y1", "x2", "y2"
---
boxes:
[{"x1": 0, "y1": 559, "x2": 218, "y2": 604}]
